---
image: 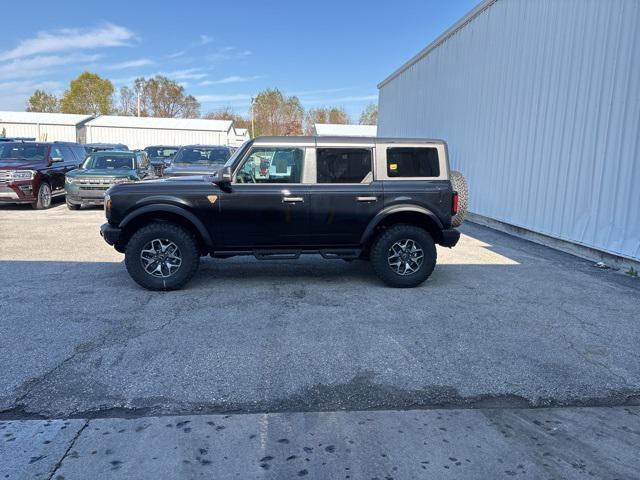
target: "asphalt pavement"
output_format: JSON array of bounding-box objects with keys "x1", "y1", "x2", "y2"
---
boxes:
[{"x1": 0, "y1": 201, "x2": 639, "y2": 479}]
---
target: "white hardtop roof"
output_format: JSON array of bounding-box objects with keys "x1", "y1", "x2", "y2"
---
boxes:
[
  {"x1": 378, "y1": 0, "x2": 497, "y2": 88},
  {"x1": 0, "y1": 111, "x2": 93, "y2": 126},
  {"x1": 86, "y1": 115, "x2": 233, "y2": 132},
  {"x1": 314, "y1": 123, "x2": 378, "y2": 137}
]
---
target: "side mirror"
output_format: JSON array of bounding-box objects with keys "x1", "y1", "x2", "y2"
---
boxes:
[
  {"x1": 51, "y1": 156, "x2": 63, "y2": 163},
  {"x1": 213, "y1": 166, "x2": 232, "y2": 185}
]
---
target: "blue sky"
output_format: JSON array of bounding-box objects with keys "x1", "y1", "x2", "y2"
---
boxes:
[{"x1": 0, "y1": 0, "x2": 477, "y2": 119}]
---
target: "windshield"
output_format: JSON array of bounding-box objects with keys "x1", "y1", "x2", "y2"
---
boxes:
[
  {"x1": 82, "y1": 154, "x2": 135, "y2": 170},
  {"x1": 145, "y1": 147, "x2": 178, "y2": 158},
  {"x1": 223, "y1": 140, "x2": 252, "y2": 168},
  {"x1": 0, "y1": 143, "x2": 47, "y2": 162},
  {"x1": 173, "y1": 146, "x2": 231, "y2": 165}
]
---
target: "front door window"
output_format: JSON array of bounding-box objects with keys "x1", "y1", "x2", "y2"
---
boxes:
[{"x1": 235, "y1": 148, "x2": 304, "y2": 184}]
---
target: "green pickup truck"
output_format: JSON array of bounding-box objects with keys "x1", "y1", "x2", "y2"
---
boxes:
[{"x1": 65, "y1": 150, "x2": 150, "y2": 209}]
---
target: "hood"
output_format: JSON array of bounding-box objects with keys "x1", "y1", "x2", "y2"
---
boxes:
[
  {"x1": 68, "y1": 168, "x2": 135, "y2": 178},
  {"x1": 0, "y1": 160, "x2": 47, "y2": 170}
]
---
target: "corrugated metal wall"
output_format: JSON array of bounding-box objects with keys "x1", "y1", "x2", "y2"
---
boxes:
[
  {"x1": 378, "y1": 0, "x2": 640, "y2": 261},
  {"x1": 0, "y1": 123, "x2": 78, "y2": 142},
  {"x1": 85, "y1": 127, "x2": 230, "y2": 150}
]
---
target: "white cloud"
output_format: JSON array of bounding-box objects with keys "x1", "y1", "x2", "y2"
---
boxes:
[
  {"x1": 199, "y1": 75, "x2": 261, "y2": 86},
  {"x1": 0, "y1": 54, "x2": 101, "y2": 80},
  {"x1": 199, "y1": 35, "x2": 214, "y2": 45},
  {"x1": 207, "y1": 47, "x2": 252, "y2": 62},
  {"x1": 108, "y1": 58, "x2": 154, "y2": 70},
  {"x1": 167, "y1": 51, "x2": 185, "y2": 59},
  {"x1": 0, "y1": 23, "x2": 135, "y2": 61},
  {"x1": 161, "y1": 68, "x2": 208, "y2": 80},
  {"x1": 0, "y1": 80, "x2": 64, "y2": 110}
]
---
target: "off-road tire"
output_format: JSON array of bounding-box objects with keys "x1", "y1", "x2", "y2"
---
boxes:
[
  {"x1": 32, "y1": 182, "x2": 52, "y2": 210},
  {"x1": 125, "y1": 222, "x2": 200, "y2": 291},
  {"x1": 370, "y1": 224, "x2": 437, "y2": 288},
  {"x1": 66, "y1": 200, "x2": 80, "y2": 210},
  {"x1": 450, "y1": 170, "x2": 468, "y2": 227}
]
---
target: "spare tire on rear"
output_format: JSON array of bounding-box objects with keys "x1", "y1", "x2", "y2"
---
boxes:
[{"x1": 450, "y1": 170, "x2": 468, "y2": 227}]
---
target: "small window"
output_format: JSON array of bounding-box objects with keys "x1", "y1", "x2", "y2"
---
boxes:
[
  {"x1": 316, "y1": 148, "x2": 372, "y2": 183},
  {"x1": 387, "y1": 147, "x2": 440, "y2": 177},
  {"x1": 235, "y1": 147, "x2": 304, "y2": 184}
]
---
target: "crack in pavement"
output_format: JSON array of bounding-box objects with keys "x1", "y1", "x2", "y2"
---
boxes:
[{"x1": 46, "y1": 419, "x2": 89, "y2": 480}]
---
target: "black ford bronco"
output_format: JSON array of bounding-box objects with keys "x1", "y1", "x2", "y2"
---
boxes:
[{"x1": 100, "y1": 136, "x2": 466, "y2": 290}]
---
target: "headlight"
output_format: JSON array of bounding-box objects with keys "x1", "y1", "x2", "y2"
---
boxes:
[
  {"x1": 65, "y1": 176, "x2": 76, "y2": 184},
  {"x1": 112, "y1": 177, "x2": 131, "y2": 184},
  {"x1": 10, "y1": 170, "x2": 35, "y2": 180}
]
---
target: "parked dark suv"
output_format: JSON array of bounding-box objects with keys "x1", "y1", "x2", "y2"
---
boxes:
[
  {"x1": 163, "y1": 145, "x2": 232, "y2": 177},
  {"x1": 0, "y1": 141, "x2": 87, "y2": 209},
  {"x1": 100, "y1": 136, "x2": 465, "y2": 290}
]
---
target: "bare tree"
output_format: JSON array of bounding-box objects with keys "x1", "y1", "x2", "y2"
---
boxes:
[
  {"x1": 359, "y1": 103, "x2": 378, "y2": 125},
  {"x1": 304, "y1": 106, "x2": 351, "y2": 134},
  {"x1": 26, "y1": 90, "x2": 60, "y2": 113},
  {"x1": 119, "y1": 76, "x2": 201, "y2": 118},
  {"x1": 205, "y1": 108, "x2": 251, "y2": 130}
]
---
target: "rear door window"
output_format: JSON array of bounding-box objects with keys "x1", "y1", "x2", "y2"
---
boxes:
[
  {"x1": 316, "y1": 148, "x2": 372, "y2": 183},
  {"x1": 387, "y1": 147, "x2": 440, "y2": 177}
]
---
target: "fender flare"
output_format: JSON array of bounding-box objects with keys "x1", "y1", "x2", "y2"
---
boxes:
[
  {"x1": 360, "y1": 205, "x2": 444, "y2": 245},
  {"x1": 119, "y1": 203, "x2": 213, "y2": 247}
]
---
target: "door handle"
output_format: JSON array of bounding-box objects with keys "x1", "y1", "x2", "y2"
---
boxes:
[
  {"x1": 283, "y1": 196, "x2": 304, "y2": 203},
  {"x1": 356, "y1": 196, "x2": 378, "y2": 202}
]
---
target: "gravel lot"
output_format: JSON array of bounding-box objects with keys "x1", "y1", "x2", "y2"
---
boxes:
[{"x1": 0, "y1": 201, "x2": 639, "y2": 418}]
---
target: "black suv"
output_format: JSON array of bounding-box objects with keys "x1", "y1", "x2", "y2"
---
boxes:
[
  {"x1": 100, "y1": 136, "x2": 464, "y2": 290},
  {"x1": 0, "y1": 141, "x2": 87, "y2": 209}
]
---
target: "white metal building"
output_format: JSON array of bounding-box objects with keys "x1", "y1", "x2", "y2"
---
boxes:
[
  {"x1": 233, "y1": 128, "x2": 250, "y2": 146},
  {"x1": 0, "y1": 111, "x2": 93, "y2": 143},
  {"x1": 84, "y1": 115, "x2": 235, "y2": 149},
  {"x1": 313, "y1": 123, "x2": 377, "y2": 137},
  {"x1": 378, "y1": 0, "x2": 640, "y2": 262}
]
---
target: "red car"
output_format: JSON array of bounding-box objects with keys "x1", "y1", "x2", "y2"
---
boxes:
[{"x1": 0, "y1": 141, "x2": 87, "y2": 209}]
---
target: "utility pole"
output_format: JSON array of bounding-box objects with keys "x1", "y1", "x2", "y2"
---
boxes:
[{"x1": 250, "y1": 96, "x2": 255, "y2": 138}]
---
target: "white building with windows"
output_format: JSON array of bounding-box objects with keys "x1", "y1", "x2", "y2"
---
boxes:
[
  {"x1": 84, "y1": 115, "x2": 236, "y2": 149},
  {"x1": 378, "y1": 0, "x2": 640, "y2": 264},
  {"x1": 0, "y1": 111, "x2": 93, "y2": 143},
  {"x1": 313, "y1": 123, "x2": 377, "y2": 137}
]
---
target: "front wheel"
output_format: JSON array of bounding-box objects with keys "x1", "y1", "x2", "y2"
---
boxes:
[
  {"x1": 370, "y1": 224, "x2": 437, "y2": 288},
  {"x1": 32, "y1": 182, "x2": 52, "y2": 209},
  {"x1": 124, "y1": 222, "x2": 200, "y2": 291}
]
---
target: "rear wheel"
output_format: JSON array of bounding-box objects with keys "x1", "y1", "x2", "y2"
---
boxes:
[
  {"x1": 124, "y1": 222, "x2": 200, "y2": 291},
  {"x1": 370, "y1": 224, "x2": 437, "y2": 288},
  {"x1": 32, "y1": 182, "x2": 52, "y2": 210}
]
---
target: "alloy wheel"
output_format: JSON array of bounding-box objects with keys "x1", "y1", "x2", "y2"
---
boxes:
[
  {"x1": 40, "y1": 184, "x2": 51, "y2": 208},
  {"x1": 140, "y1": 238, "x2": 182, "y2": 278},
  {"x1": 387, "y1": 239, "x2": 424, "y2": 276}
]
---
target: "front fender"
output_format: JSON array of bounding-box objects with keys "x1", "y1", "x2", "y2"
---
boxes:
[
  {"x1": 360, "y1": 205, "x2": 444, "y2": 245},
  {"x1": 119, "y1": 203, "x2": 213, "y2": 247}
]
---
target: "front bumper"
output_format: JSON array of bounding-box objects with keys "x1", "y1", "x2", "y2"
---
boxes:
[
  {"x1": 0, "y1": 181, "x2": 36, "y2": 203},
  {"x1": 100, "y1": 223, "x2": 122, "y2": 246},
  {"x1": 439, "y1": 228, "x2": 461, "y2": 248},
  {"x1": 65, "y1": 184, "x2": 108, "y2": 205}
]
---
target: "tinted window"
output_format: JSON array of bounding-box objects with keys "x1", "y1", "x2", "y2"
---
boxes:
[
  {"x1": 387, "y1": 147, "x2": 440, "y2": 177},
  {"x1": 82, "y1": 154, "x2": 135, "y2": 170},
  {"x1": 50, "y1": 146, "x2": 65, "y2": 161},
  {"x1": 0, "y1": 143, "x2": 47, "y2": 161},
  {"x1": 59, "y1": 146, "x2": 76, "y2": 162},
  {"x1": 145, "y1": 147, "x2": 178, "y2": 158},
  {"x1": 236, "y1": 148, "x2": 303, "y2": 184},
  {"x1": 173, "y1": 147, "x2": 231, "y2": 166},
  {"x1": 316, "y1": 148, "x2": 372, "y2": 183}
]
